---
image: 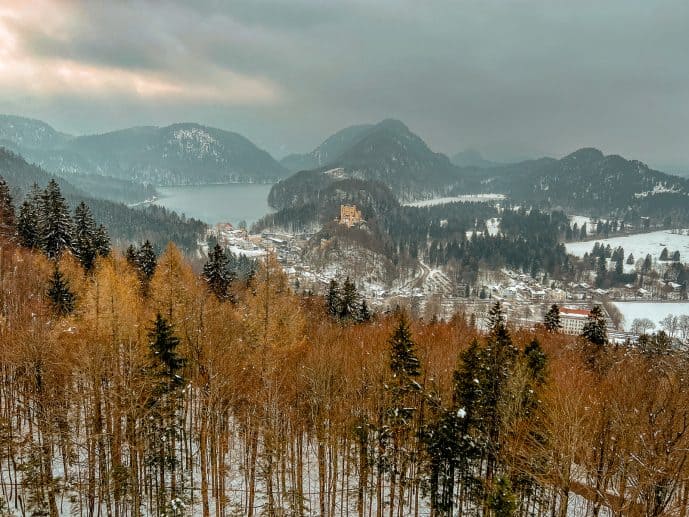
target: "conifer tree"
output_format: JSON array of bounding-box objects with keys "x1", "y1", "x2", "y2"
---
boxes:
[
  {"x1": 581, "y1": 305, "x2": 608, "y2": 347},
  {"x1": 388, "y1": 315, "x2": 421, "y2": 390},
  {"x1": 544, "y1": 304, "x2": 562, "y2": 332},
  {"x1": 17, "y1": 184, "x2": 41, "y2": 249},
  {"x1": 39, "y1": 179, "x2": 72, "y2": 258},
  {"x1": 339, "y1": 276, "x2": 359, "y2": 319},
  {"x1": 93, "y1": 224, "x2": 111, "y2": 257},
  {"x1": 72, "y1": 201, "x2": 98, "y2": 271},
  {"x1": 0, "y1": 176, "x2": 16, "y2": 240},
  {"x1": 148, "y1": 312, "x2": 185, "y2": 391},
  {"x1": 359, "y1": 299, "x2": 371, "y2": 322},
  {"x1": 202, "y1": 244, "x2": 234, "y2": 301},
  {"x1": 326, "y1": 279, "x2": 340, "y2": 317},
  {"x1": 47, "y1": 266, "x2": 75, "y2": 316},
  {"x1": 137, "y1": 240, "x2": 157, "y2": 282}
]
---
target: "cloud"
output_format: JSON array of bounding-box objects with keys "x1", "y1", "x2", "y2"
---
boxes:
[
  {"x1": 0, "y1": 1, "x2": 280, "y2": 104},
  {"x1": 0, "y1": 0, "x2": 687, "y2": 167}
]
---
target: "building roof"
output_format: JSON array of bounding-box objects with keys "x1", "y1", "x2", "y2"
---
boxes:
[{"x1": 560, "y1": 307, "x2": 591, "y2": 317}]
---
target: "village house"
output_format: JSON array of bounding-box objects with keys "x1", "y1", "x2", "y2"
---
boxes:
[{"x1": 559, "y1": 307, "x2": 591, "y2": 335}]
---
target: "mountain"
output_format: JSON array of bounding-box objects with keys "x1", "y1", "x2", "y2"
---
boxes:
[
  {"x1": 281, "y1": 124, "x2": 374, "y2": 172},
  {"x1": 0, "y1": 114, "x2": 72, "y2": 150},
  {"x1": 451, "y1": 149, "x2": 500, "y2": 168},
  {"x1": 277, "y1": 119, "x2": 465, "y2": 198},
  {"x1": 0, "y1": 116, "x2": 288, "y2": 187},
  {"x1": 0, "y1": 148, "x2": 205, "y2": 250},
  {"x1": 458, "y1": 147, "x2": 689, "y2": 220}
]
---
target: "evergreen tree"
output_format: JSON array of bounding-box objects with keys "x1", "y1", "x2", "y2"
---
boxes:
[
  {"x1": 544, "y1": 304, "x2": 562, "y2": 332},
  {"x1": 359, "y1": 299, "x2": 371, "y2": 322},
  {"x1": 581, "y1": 305, "x2": 608, "y2": 347},
  {"x1": 326, "y1": 279, "x2": 341, "y2": 317},
  {"x1": 17, "y1": 184, "x2": 41, "y2": 249},
  {"x1": 137, "y1": 240, "x2": 157, "y2": 282},
  {"x1": 388, "y1": 314, "x2": 421, "y2": 390},
  {"x1": 39, "y1": 179, "x2": 72, "y2": 259},
  {"x1": 660, "y1": 247, "x2": 669, "y2": 261},
  {"x1": 487, "y1": 475, "x2": 517, "y2": 517},
  {"x1": 47, "y1": 266, "x2": 75, "y2": 316},
  {"x1": 626, "y1": 253, "x2": 635, "y2": 265},
  {"x1": 202, "y1": 244, "x2": 234, "y2": 301},
  {"x1": 0, "y1": 176, "x2": 16, "y2": 240},
  {"x1": 148, "y1": 313, "x2": 186, "y2": 391},
  {"x1": 93, "y1": 224, "x2": 111, "y2": 257},
  {"x1": 339, "y1": 276, "x2": 359, "y2": 319},
  {"x1": 71, "y1": 202, "x2": 98, "y2": 271}
]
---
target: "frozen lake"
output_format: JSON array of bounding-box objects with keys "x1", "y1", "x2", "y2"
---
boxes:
[{"x1": 154, "y1": 183, "x2": 274, "y2": 226}]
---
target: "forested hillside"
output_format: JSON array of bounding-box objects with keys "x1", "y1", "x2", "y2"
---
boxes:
[
  {"x1": 0, "y1": 232, "x2": 686, "y2": 516},
  {"x1": 0, "y1": 149, "x2": 205, "y2": 250}
]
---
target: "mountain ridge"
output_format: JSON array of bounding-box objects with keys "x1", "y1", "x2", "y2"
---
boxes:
[{"x1": 0, "y1": 115, "x2": 288, "y2": 187}]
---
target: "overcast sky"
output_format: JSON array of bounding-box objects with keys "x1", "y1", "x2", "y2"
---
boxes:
[{"x1": 0, "y1": 0, "x2": 687, "y2": 169}]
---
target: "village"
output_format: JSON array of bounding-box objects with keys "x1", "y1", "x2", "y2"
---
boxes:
[{"x1": 203, "y1": 203, "x2": 689, "y2": 345}]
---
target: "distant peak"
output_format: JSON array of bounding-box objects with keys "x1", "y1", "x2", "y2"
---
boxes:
[
  {"x1": 374, "y1": 119, "x2": 410, "y2": 133},
  {"x1": 563, "y1": 147, "x2": 604, "y2": 162}
]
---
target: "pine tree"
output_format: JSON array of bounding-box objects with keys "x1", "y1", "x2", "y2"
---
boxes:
[
  {"x1": 544, "y1": 304, "x2": 562, "y2": 332},
  {"x1": 17, "y1": 184, "x2": 41, "y2": 249},
  {"x1": 93, "y1": 224, "x2": 110, "y2": 257},
  {"x1": 487, "y1": 475, "x2": 517, "y2": 517},
  {"x1": 660, "y1": 247, "x2": 669, "y2": 261},
  {"x1": 359, "y1": 299, "x2": 371, "y2": 322},
  {"x1": 72, "y1": 202, "x2": 98, "y2": 271},
  {"x1": 581, "y1": 305, "x2": 607, "y2": 347},
  {"x1": 626, "y1": 253, "x2": 635, "y2": 265},
  {"x1": 137, "y1": 240, "x2": 157, "y2": 282},
  {"x1": 202, "y1": 244, "x2": 234, "y2": 301},
  {"x1": 388, "y1": 315, "x2": 421, "y2": 390},
  {"x1": 0, "y1": 176, "x2": 16, "y2": 240},
  {"x1": 326, "y1": 279, "x2": 340, "y2": 317},
  {"x1": 339, "y1": 276, "x2": 359, "y2": 319},
  {"x1": 148, "y1": 313, "x2": 186, "y2": 391},
  {"x1": 39, "y1": 179, "x2": 72, "y2": 259},
  {"x1": 47, "y1": 266, "x2": 75, "y2": 316}
]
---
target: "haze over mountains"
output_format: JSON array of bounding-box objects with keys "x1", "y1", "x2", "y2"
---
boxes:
[
  {"x1": 1, "y1": 113, "x2": 688, "y2": 223},
  {"x1": 0, "y1": 115, "x2": 288, "y2": 190}
]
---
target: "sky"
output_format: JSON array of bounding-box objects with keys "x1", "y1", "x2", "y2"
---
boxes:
[{"x1": 0, "y1": 0, "x2": 687, "y2": 170}]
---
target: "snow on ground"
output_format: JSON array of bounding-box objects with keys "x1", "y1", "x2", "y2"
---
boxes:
[
  {"x1": 228, "y1": 245, "x2": 266, "y2": 257},
  {"x1": 613, "y1": 301, "x2": 689, "y2": 331},
  {"x1": 404, "y1": 193, "x2": 506, "y2": 207},
  {"x1": 565, "y1": 229, "x2": 689, "y2": 262},
  {"x1": 569, "y1": 214, "x2": 607, "y2": 227}
]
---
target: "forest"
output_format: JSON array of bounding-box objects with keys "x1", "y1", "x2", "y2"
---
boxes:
[{"x1": 0, "y1": 194, "x2": 688, "y2": 516}]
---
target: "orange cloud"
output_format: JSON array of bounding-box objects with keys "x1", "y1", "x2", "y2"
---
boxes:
[{"x1": 0, "y1": 1, "x2": 280, "y2": 104}]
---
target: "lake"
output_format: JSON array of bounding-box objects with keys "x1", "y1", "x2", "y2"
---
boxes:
[{"x1": 153, "y1": 184, "x2": 274, "y2": 226}]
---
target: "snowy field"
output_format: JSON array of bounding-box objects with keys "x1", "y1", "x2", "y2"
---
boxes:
[
  {"x1": 404, "y1": 193, "x2": 506, "y2": 207},
  {"x1": 612, "y1": 301, "x2": 689, "y2": 331},
  {"x1": 565, "y1": 229, "x2": 689, "y2": 262}
]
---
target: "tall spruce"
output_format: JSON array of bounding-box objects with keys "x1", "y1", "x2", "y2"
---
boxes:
[
  {"x1": 0, "y1": 176, "x2": 16, "y2": 240},
  {"x1": 39, "y1": 179, "x2": 72, "y2": 259},
  {"x1": 72, "y1": 202, "x2": 98, "y2": 271},
  {"x1": 544, "y1": 304, "x2": 562, "y2": 332},
  {"x1": 17, "y1": 184, "x2": 41, "y2": 249},
  {"x1": 47, "y1": 266, "x2": 75, "y2": 316},
  {"x1": 339, "y1": 276, "x2": 359, "y2": 319},
  {"x1": 326, "y1": 279, "x2": 340, "y2": 317},
  {"x1": 202, "y1": 244, "x2": 234, "y2": 301},
  {"x1": 581, "y1": 305, "x2": 608, "y2": 347}
]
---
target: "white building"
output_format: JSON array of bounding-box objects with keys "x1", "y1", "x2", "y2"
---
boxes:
[{"x1": 559, "y1": 307, "x2": 591, "y2": 335}]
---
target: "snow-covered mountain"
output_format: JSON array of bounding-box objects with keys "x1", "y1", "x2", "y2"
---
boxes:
[
  {"x1": 0, "y1": 116, "x2": 288, "y2": 186},
  {"x1": 279, "y1": 119, "x2": 465, "y2": 197}
]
